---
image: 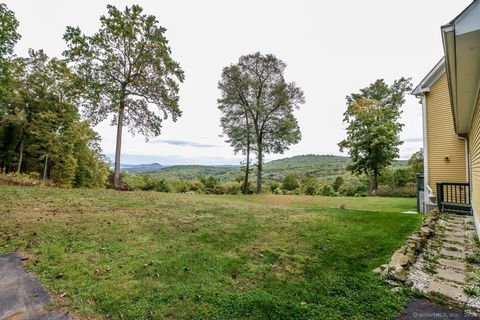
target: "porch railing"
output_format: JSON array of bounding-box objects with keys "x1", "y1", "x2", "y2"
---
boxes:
[{"x1": 436, "y1": 182, "x2": 472, "y2": 215}]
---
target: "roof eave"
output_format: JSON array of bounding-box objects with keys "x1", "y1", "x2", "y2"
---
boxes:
[
  {"x1": 441, "y1": 26, "x2": 459, "y2": 134},
  {"x1": 412, "y1": 58, "x2": 445, "y2": 98}
]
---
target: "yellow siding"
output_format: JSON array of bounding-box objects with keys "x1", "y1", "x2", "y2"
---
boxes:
[
  {"x1": 426, "y1": 74, "x2": 467, "y2": 193},
  {"x1": 470, "y1": 100, "x2": 480, "y2": 224}
]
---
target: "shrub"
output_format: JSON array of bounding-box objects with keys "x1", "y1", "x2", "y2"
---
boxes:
[
  {"x1": 144, "y1": 178, "x2": 171, "y2": 192},
  {"x1": 199, "y1": 176, "x2": 222, "y2": 194},
  {"x1": 283, "y1": 173, "x2": 299, "y2": 191},
  {"x1": 319, "y1": 184, "x2": 336, "y2": 197},
  {"x1": 375, "y1": 184, "x2": 415, "y2": 197},
  {"x1": 273, "y1": 187, "x2": 283, "y2": 195},
  {"x1": 0, "y1": 172, "x2": 48, "y2": 187},
  {"x1": 301, "y1": 176, "x2": 318, "y2": 195},
  {"x1": 210, "y1": 185, "x2": 227, "y2": 195},
  {"x1": 121, "y1": 173, "x2": 149, "y2": 190},
  {"x1": 223, "y1": 181, "x2": 243, "y2": 195},
  {"x1": 293, "y1": 187, "x2": 303, "y2": 195},
  {"x1": 393, "y1": 168, "x2": 412, "y2": 187},
  {"x1": 204, "y1": 176, "x2": 218, "y2": 189},
  {"x1": 189, "y1": 180, "x2": 205, "y2": 193},
  {"x1": 338, "y1": 179, "x2": 369, "y2": 197},
  {"x1": 269, "y1": 182, "x2": 281, "y2": 194},
  {"x1": 121, "y1": 174, "x2": 147, "y2": 191},
  {"x1": 171, "y1": 179, "x2": 190, "y2": 193},
  {"x1": 29, "y1": 172, "x2": 41, "y2": 180},
  {"x1": 303, "y1": 184, "x2": 317, "y2": 195},
  {"x1": 338, "y1": 181, "x2": 355, "y2": 196},
  {"x1": 332, "y1": 176, "x2": 344, "y2": 192},
  {"x1": 107, "y1": 172, "x2": 140, "y2": 190}
]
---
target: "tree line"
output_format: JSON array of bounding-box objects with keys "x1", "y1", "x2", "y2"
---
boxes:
[
  {"x1": 0, "y1": 5, "x2": 107, "y2": 187},
  {"x1": 105, "y1": 149, "x2": 423, "y2": 197},
  {"x1": 1, "y1": 3, "x2": 416, "y2": 194}
]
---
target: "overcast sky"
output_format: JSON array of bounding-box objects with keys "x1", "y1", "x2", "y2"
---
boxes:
[{"x1": 4, "y1": 0, "x2": 472, "y2": 165}]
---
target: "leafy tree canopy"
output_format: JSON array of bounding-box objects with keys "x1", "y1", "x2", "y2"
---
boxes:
[
  {"x1": 218, "y1": 52, "x2": 304, "y2": 193},
  {"x1": 339, "y1": 78, "x2": 412, "y2": 194},
  {"x1": 408, "y1": 149, "x2": 424, "y2": 175},
  {"x1": 63, "y1": 4, "x2": 184, "y2": 189},
  {"x1": 0, "y1": 3, "x2": 20, "y2": 111},
  {"x1": 0, "y1": 49, "x2": 108, "y2": 187},
  {"x1": 0, "y1": 3, "x2": 20, "y2": 59}
]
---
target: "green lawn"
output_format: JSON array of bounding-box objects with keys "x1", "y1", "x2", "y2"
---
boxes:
[{"x1": 0, "y1": 185, "x2": 422, "y2": 319}]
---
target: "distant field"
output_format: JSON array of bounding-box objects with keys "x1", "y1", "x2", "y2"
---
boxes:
[{"x1": 0, "y1": 185, "x2": 420, "y2": 319}]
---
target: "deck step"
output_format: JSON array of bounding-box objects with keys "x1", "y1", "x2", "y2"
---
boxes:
[{"x1": 443, "y1": 209, "x2": 472, "y2": 215}]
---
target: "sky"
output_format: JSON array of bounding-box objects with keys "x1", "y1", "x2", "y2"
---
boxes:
[{"x1": 4, "y1": 0, "x2": 473, "y2": 165}]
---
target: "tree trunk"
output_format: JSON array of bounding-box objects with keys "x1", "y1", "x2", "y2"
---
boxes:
[
  {"x1": 373, "y1": 170, "x2": 379, "y2": 192},
  {"x1": 242, "y1": 109, "x2": 252, "y2": 195},
  {"x1": 17, "y1": 136, "x2": 24, "y2": 174},
  {"x1": 256, "y1": 140, "x2": 263, "y2": 194},
  {"x1": 368, "y1": 169, "x2": 374, "y2": 196},
  {"x1": 243, "y1": 144, "x2": 250, "y2": 195},
  {"x1": 113, "y1": 102, "x2": 125, "y2": 190},
  {"x1": 43, "y1": 154, "x2": 48, "y2": 180}
]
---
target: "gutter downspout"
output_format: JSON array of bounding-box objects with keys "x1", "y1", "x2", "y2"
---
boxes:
[
  {"x1": 463, "y1": 133, "x2": 480, "y2": 238},
  {"x1": 457, "y1": 136, "x2": 469, "y2": 183},
  {"x1": 457, "y1": 135, "x2": 474, "y2": 222}
]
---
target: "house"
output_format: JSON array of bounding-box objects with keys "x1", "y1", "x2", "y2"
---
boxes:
[{"x1": 413, "y1": 0, "x2": 480, "y2": 237}]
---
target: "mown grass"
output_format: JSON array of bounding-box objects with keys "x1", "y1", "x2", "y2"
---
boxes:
[{"x1": 0, "y1": 185, "x2": 421, "y2": 319}]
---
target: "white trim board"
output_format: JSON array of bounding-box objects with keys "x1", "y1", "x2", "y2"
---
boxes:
[
  {"x1": 473, "y1": 208, "x2": 480, "y2": 240},
  {"x1": 412, "y1": 58, "x2": 446, "y2": 96},
  {"x1": 421, "y1": 95, "x2": 432, "y2": 206}
]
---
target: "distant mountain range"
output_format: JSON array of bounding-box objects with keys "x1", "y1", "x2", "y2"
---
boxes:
[
  {"x1": 120, "y1": 154, "x2": 407, "y2": 183},
  {"x1": 119, "y1": 163, "x2": 164, "y2": 174}
]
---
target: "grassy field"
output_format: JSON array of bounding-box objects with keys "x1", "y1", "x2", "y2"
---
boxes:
[{"x1": 0, "y1": 185, "x2": 422, "y2": 319}]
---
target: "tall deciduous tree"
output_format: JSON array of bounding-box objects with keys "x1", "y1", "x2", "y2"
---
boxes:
[
  {"x1": 219, "y1": 105, "x2": 254, "y2": 194},
  {"x1": 218, "y1": 65, "x2": 255, "y2": 194},
  {"x1": 338, "y1": 78, "x2": 412, "y2": 195},
  {"x1": 0, "y1": 3, "x2": 20, "y2": 114},
  {"x1": 63, "y1": 4, "x2": 184, "y2": 190},
  {"x1": 0, "y1": 3, "x2": 19, "y2": 57},
  {"x1": 218, "y1": 53, "x2": 304, "y2": 193}
]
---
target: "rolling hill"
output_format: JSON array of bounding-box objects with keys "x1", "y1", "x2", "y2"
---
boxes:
[
  {"x1": 138, "y1": 154, "x2": 409, "y2": 182},
  {"x1": 120, "y1": 163, "x2": 164, "y2": 174},
  {"x1": 142, "y1": 165, "x2": 239, "y2": 181},
  {"x1": 138, "y1": 154, "x2": 410, "y2": 182}
]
